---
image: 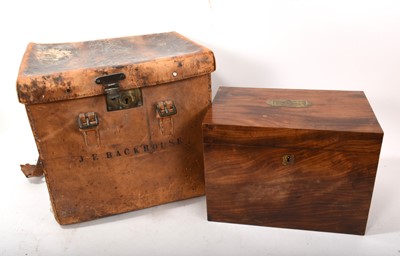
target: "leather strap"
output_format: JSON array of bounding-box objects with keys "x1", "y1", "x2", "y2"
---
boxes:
[{"x1": 20, "y1": 158, "x2": 44, "y2": 178}]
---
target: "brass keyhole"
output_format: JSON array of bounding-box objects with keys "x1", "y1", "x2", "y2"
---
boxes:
[
  {"x1": 282, "y1": 154, "x2": 295, "y2": 165},
  {"x1": 105, "y1": 88, "x2": 142, "y2": 112},
  {"x1": 120, "y1": 95, "x2": 133, "y2": 108}
]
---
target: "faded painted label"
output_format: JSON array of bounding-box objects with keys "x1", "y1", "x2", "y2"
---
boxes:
[{"x1": 78, "y1": 137, "x2": 183, "y2": 163}]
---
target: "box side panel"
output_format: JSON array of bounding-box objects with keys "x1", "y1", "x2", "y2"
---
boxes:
[
  {"x1": 25, "y1": 105, "x2": 43, "y2": 159},
  {"x1": 28, "y1": 75, "x2": 211, "y2": 224},
  {"x1": 203, "y1": 143, "x2": 380, "y2": 235}
]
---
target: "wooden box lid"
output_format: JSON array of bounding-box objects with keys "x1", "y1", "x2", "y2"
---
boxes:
[
  {"x1": 203, "y1": 87, "x2": 383, "y2": 153},
  {"x1": 17, "y1": 32, "x2": 215, "y2": 105}
]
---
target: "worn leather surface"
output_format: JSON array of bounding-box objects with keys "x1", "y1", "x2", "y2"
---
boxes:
[
  {"x1": 17, "y1": 32, "x2": 215, "y2": 104},
  {"x1": 18, "y1": 32, "x2": 214, "y2": 224}
]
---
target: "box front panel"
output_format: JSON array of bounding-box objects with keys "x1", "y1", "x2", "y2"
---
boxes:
[
  {"x1": 28, "y1": 75, "x2": 211, "y2": 224},
  {"x1": 204, "y1": 143, "x2": 380, "y2": 235}
]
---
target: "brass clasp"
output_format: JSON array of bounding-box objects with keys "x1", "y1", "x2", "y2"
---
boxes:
[
  {"x1": 156, "y1": 100, "x2": 177, "y2": 117},
  {"x1": 78, "y1": 112, "x2": 100, "y2": 147},
  {"x1": 95, "y1": 73, "x2": 142, "y2": 111}
]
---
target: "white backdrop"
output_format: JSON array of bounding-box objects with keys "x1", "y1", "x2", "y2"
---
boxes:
[{"x1": 1, "y1": 0, "x2": 399, "y2": 255}]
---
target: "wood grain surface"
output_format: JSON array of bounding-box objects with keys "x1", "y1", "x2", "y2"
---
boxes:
[
  {"x1": 203, "y1": 87, "x2": 383, "y2": 235},
  {"x1": 204, "y1": 87, "x2": 383, "y2": 133}
]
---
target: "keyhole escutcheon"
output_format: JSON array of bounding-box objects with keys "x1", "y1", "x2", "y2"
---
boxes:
[{"x1": 282, "y1": 154, "x2": 295, "y2": 166}]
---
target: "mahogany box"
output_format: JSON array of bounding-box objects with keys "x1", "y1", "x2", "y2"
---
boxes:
[
  {"x1": 202, "y1": 86, "x2": 383, "y2": 235},
  {"x1": 17, "y1": 32, "x2": 215, "y2": 224}
]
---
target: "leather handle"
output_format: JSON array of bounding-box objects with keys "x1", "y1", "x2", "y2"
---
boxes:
[{"x1": 20, "y1": 157, "x2": 44, "y2": 178}]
